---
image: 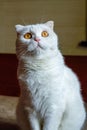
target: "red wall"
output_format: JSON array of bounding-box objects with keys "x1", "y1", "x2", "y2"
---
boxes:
[{"x1": 0, "y1": 54, "x2": 87, "y2": 102}]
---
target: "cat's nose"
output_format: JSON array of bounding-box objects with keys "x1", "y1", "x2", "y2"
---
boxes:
[{"x1": 34, "y1": 38, "x2": 40, "y2": 42}]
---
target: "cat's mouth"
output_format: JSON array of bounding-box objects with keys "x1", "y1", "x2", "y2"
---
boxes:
[
  {"x1": 37, "y1": 43, "x2": 44, "y2": 49},
  {"x1": 28, "y1": 42, "x2": 44, "y2": 55},
  {"x1": 34, "y1": 41, "x2": 44, "y2": 50}
]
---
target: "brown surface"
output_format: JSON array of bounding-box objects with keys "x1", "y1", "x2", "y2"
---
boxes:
[
  {"x1": 65, "y1": 56, "x2": 87, "y2": 102},
  {"x1": 0, "y1": 96, "x2": 18, "y2": 124},
  {"x1": 0, "y1": 54, "x2": 20, "y2": 96}
]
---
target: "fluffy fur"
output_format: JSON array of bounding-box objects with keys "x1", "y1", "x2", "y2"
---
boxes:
[{"x1": 15, "y1": 21, "x2": 86, "y2": 130}]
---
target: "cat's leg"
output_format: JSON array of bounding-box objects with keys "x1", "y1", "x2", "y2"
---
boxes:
[
  {"x1": 16, "y1": 102, "x2": 40, "y2": 130},
  {"x1": 29, "y1": 111, "x2": 41, "y2": 130},
  {"x1": 43, "y1": 109, "x2": 63, "y2": 130},
  {"x1": 59, "y1": 100, "x2": 86, "y2": 130}
]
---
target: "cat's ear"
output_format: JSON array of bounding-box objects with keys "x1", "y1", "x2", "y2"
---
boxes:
[
  {"x1": 45, "y1": 21, "x2": 54, "y2": 30},
  {"x1": 15, "y1": 25, "x2": 24, "y2": 33}
]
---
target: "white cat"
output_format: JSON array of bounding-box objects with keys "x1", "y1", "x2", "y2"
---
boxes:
[{"x1": 15, "y1": 21, "x2": 86, "y2": 130}]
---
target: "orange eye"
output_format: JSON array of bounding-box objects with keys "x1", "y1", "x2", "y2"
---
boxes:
[
  {"x1": 24, "y1": 33, "x2": 32, "y2": 39},
  {"x1": 41, "y1": 31, "x2": 49, "y2": 37}
]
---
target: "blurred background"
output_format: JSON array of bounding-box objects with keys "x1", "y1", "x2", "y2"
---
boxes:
[
  {"x1": 0, "y1": 0, "x2": 87, "y2": 55},
  {"x1": 0, "y1": 1, "x2": 87, "y2": 129}
]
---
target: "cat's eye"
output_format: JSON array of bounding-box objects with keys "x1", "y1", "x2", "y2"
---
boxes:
[
  {"x1": 24, "y1": 33, "x2": 32, "y2": 39},
  {"x1": 41, "y1": 31, "x2": 49, "y2": 37}
]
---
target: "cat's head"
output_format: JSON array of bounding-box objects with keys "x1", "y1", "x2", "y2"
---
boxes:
[{"x1": 15, "y1": 21, "x2": 58, "y2": 59}]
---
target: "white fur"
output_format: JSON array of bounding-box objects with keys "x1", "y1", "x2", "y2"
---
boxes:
[{"x1": 15, "y1": 21, "x2": 86, "y2": 130}]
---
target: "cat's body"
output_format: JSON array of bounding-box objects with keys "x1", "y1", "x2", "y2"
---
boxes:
[{"x1": 15, "y1": 21, "x2": 86, "y2": 130}]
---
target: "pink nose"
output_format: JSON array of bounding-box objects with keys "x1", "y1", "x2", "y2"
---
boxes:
[{"x1": 34, "y1": 38, "x2": 40, "y2": 42}]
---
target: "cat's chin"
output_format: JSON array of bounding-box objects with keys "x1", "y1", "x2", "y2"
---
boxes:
[
  {"x1": 27, "y1": 45, "x2": 44, "y2": 56},
  {"x1": 28, "y1": 42, "x2": 45, "y2": 52}
]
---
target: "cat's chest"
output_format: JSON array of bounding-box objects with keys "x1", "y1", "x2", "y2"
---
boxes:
[
  {"x1": 18, "y1": 61, "x2": 59, "y2": 85},
  {"x1": 18, "y1": 62, "x2": 65, "y2": 115},
  {"x1": 25, "y1": 69, "x2": 57, "y2": 90},
  {"x1": 19, "y1": 66, "x2": 61, "y2": 97},
  {"x1": 24, "y1": 70, "x2": 63, "y2": 113},
  {"x1": 18, "y1": 61, "x2": 63, "y2": 98}
]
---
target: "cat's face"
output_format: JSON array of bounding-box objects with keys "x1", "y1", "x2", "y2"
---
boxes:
[{"x1": 15, "y1": 21, "x2": 58, "y2": 58}]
